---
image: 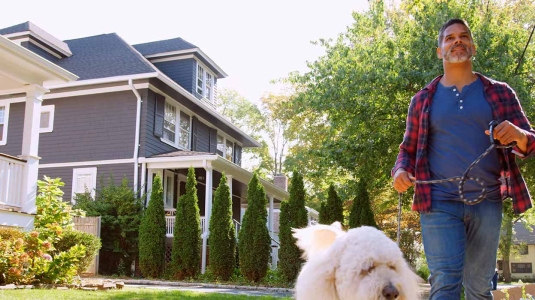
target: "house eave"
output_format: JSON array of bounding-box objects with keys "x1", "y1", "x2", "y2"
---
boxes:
[{"x1": 146, "y1": 48, "x2": 227, "y2": 78}]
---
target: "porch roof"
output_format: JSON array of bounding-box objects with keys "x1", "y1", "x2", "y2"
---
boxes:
[{"x1": 141, "y1": 151, "x2": 289, "y2": 201}]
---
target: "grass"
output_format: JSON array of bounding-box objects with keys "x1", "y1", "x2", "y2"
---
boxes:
[{"x1": 0, "y1": 287, "x2": 292, "y2": 300}]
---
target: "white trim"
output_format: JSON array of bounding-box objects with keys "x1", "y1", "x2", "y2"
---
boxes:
[
  {"x1": 0, "y1": 83, "x2": 149, "y2": 99},
  {"x1": 150, "y1": 54, "x2": 195, "y2": 63},
  {"x1": 39, "y1": 158, "x2": 135, "y2": 169},
  {"x1": 145, "y1": 48, "x2": 227, "y2": 78},
  {"x1": 1, "y1": 31, "x2": 32, "y2": 39},
  {"x1": 0, "y1": 103, "x2": 10, "y2": 146},
  {"x1": 71, "y1": 167, "x2": 97, "y2": 203},
  {"x1": 39, "y1": 105, "x2": 54, "y2": 133},
  {"x1": 28, "y1": 39, "x2": 62, "y2": 59},
  {"x1": 45, "y1": 73, "x2": 158, "y2": 89}
]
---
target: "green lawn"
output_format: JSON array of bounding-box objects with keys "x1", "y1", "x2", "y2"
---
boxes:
[{"x1": 0, "y1": 287, "x2": 292, "y2": 300}]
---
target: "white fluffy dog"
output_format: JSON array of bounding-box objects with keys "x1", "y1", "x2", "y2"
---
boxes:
[{"x1": 292, "y1": 222, "x2": 421, "y2": 300}]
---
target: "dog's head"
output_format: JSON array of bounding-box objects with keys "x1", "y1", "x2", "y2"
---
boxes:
[{"x1": 293, "y1": 223, "x2": 421, "y2": 300}]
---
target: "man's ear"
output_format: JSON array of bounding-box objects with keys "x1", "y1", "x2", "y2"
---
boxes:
[{"x1": 437, "y1": 46, "x2": 443, "y2": 59}]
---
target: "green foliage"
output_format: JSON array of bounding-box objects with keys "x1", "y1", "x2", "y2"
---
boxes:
[
  {"x1": 73, "y1": 175, "x2": 143, "y2": 276},
  {"x1": 348, "y1": 181, "x2": 377, "y2": 228},
  {"x1": 139, "y1": 175, "x2": 166, "y2": 278},
  {"x1": 35, "y1": 176, "x2": 85, "y2": 230},
  {"x1": 0, "y1": 230, "x2": 85, "y2": 285},
  {"x1": 318, "y1": 185, "x2": 344, "y2": 225},
  {"x1": 238, "y1": 173, "x2": 271, "y2": 282},
  {"x1": 171, "y1": 167, "x2": 201, "y2": 279},
  {"x1": 53, "y1": 229, "x2": 101, "y2": 274},
  {"x1": 278, "y1": 171, "x2": 308, "y2": 282},
  {"x1": 209, "y1": 173, "x2": 236, "y2": 280}
]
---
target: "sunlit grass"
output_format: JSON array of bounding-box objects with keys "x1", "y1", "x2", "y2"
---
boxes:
[{"x1": 0, "y1": 287, "x2": 292, "y2": 300}]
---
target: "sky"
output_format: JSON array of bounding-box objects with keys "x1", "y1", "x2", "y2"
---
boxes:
[{"x1": 1, "y1": 0, "x2": 369, "y2": 104}]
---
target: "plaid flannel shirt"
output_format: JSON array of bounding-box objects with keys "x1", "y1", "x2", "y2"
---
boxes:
[{"x1": 392, "y1": 73, "x2": 535, "y2": 214}]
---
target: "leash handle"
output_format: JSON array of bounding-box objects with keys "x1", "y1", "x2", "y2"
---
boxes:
[{"x1": 489, "y1": 120, "x2": 517, "y2": 148}]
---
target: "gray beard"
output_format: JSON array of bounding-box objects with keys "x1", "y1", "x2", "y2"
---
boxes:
[{"x1": 444, "y1": 45, "x2": 473, "y2": 63}]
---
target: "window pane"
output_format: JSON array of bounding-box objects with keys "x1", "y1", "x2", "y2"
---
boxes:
[
  {"x1": 40, "y1": 112, "x2": 50, "y2": 129},
  {"x1": 0, "y1": 106, "x2": 5, "y2": 124},
  {"x1": 165, "y1": 176, "x2": 173, "y2": 207},
  {"x1": 226, "y1": 140, "x2": 233, "y2": 161},
  {"x1": 197, "y1": 65, "x2": 204, "y2": 95},
  {"x1": 179, "y1": 111, "x2": 190, "y2": 131},
  {"x1": 76, "y1": 174, "x2": 93, "y2": 193},
  {"x1": 164, "y1": 103, "x2": 176, "y2": 142},
  {"x1": 179, "y1": 129, "x2": 190, "y2": 149},
  {"x1": 217, "y1": 134, "x2": 224, "y2": 156},
  {"x1": 205, "y1": 73, "x2": 212, "y2": 100}
]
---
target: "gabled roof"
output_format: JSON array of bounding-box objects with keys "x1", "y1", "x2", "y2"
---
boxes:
[
  {"x1": 514, "y1": 223, "x2": 535, "y2": 244},
  {"x1": 133, "y1": 38, "x2": 197, "y2": 56},
  {"x1": 57, "y1": 34, "x2": 156, "y2": 80},
  {"x1": 0, "y1": 22, "x2": 72, "y2": 57}
]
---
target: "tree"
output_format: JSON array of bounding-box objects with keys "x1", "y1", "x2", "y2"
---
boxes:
[
  {"x1": 171, "y1": 167, "x2": 201, "y2": 279},
  {"x1": 278, "y1": 171, "x2": 309, "y2": 282},
  {"x1": 238, "y1": 173, "x2": 271, "y2": 282},
  {"x1": 73, "y1": 175, "x2": 143, "y2": 276},
  {"x1": 348, "y1": 181, "x2": 377, "y2": 228},
  {"x1": 208, "y1": 173, "x2": 236, "y2": 280},
  {"x1": 138, "y1": 175, "x2": 166, "y2": 278},
  {"x1": 318, "y1": 184, "x2": 344, "y2": 225}
]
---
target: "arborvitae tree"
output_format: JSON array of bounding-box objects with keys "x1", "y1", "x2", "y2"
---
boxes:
[
  {"x1": 278, "y1": 171, "x2": 308, "y2": 282},
  {"x1": 171, "y1": 167, "x2": 201, "y2": 279},
  {"x1": 349, "y1": 181, "x2": 377, "y2": 228},
  {"x1": 138, "y1": 175, "x2": 166, "y2": 278},
  {"x1": 238, "y1": 173, "x2": 271, "y2": 282},
  {"x1": 319, "y1": 185, "x2": 344, "y2": 225},
  {"x1": 209, "y1": 173, "x2": 236, "y2": 280}
]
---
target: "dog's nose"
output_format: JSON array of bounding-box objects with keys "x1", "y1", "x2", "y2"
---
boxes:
[{"x1": 382, "y1": 284, "x2": 399, "y2": 299}]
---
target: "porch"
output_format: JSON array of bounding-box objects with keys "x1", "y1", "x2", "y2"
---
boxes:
[{"x1": 0, "y1": 35, "x2": 77, "y2": 230}]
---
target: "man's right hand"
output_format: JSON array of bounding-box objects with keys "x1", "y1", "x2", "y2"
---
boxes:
[{"x1": 393, "y1": 168, "x2": 416, "y2": 193}]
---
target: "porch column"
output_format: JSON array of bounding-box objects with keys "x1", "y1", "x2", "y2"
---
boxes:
[
  {"x1": 268, "y1": 194, "x2": 277, "y2": 269},
  {"x1": 201, "y1": 165, "x2": 213, "y2": 274},
  {"x1": 19, "y1": 85, "x2": 47, "y2": 214},
  {"x1": 268, "y1": 195, "x2": 274, "y2": 237}
]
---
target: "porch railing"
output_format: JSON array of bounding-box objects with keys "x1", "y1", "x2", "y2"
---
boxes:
[
  {"x1": 0, "y1": 154, "x2": 26, "y2": 209},
  {"x1": 165, "y1": 209, "x2": 207, "y2": 237}
]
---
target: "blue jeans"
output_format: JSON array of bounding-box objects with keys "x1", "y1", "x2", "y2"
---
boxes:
[{"x1": 420, "y1": 199, "x2": 503, "y2": 300}]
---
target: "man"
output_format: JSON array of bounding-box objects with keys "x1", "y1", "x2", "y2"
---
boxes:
[{"x1": 392, "y1": 18, "x2": 535, "y2": 299}]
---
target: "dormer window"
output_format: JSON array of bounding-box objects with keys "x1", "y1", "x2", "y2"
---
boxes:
[{"x1": 196, "y1": 62, "x2": 215, "y2": 102}]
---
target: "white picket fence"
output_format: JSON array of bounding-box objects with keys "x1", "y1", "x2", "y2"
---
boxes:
[{"x1": 0, "y1": 154, "x2": 26, "y2": 208}]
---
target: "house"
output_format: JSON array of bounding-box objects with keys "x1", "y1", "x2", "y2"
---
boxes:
[
  {"x1": 0, "y1": 34, "x2": 77, "y2": 230},
  {"x1": 497, "y1": 223, "x2": 535, "y2": 281},
  {"x1": 0, "y1": 22, "x2": 288, "y2": 273}
]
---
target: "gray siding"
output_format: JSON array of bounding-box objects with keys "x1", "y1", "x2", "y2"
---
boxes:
[
  {"x1": 38, "y1": 163, "x2": 134, "y2": 202},
  {"x1": 0, "y1": 102, "x2": 24, "y2": 156},
  {"x1": 154, "y1": 59, "x2": 196, "y2": 95},
  {"x1": 39, "y1": 91, "x2": 138, "y2": 164},
  {"x1": 195, "y1": 119, "x2": 210, "y2": 152}
]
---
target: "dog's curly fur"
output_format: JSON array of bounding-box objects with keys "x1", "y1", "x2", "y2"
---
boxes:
[{"x1": 292, "y1": 222, "x2": 421, "y2": 300}]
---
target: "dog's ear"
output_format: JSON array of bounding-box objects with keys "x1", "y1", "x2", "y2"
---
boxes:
[{"x1": 293, "y1": 224, "x2": 344, "y2": 260}]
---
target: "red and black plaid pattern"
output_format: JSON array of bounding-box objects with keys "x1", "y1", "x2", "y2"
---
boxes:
[{"x1": 392, "y1": 73, "x2": 535, "y2": 214}]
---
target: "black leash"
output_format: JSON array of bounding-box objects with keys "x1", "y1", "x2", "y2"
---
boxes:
[
  {"x1": 396, "y1": 120, "x2": 516, "y2": 245},
  {"x1": 414, "y1": 120, "x2": 516, "y2": 205}
]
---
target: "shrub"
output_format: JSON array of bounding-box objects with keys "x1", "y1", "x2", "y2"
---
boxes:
[
  {"x1": 348, "y1": 181, "x2": 377, "y2": 228},
  {"x1": 319, "y1": 185, "x2": 344, "y2": 225},
  {"x1": 54, "y1": 229, "x2": 101, "y2": 274},
  {"x1": 35, "y1": 176, "x2": 85, "y2": 230},
  {"x1": 73, "y1": 175, "x2": 143, "y2": 276},
  {"x1": 0, "y1": 227, "x2": 25, "y2": 240},
  {"x1": 238, "y1": 173, "x2": 271, "y2": 282},
  {"x1": 139, "y1": 175, "x2": 166, "y2": 278},
  {"x1": 171, "y1": 167, "x2": 201, "y2": 279},
  {"x1": 208, "y1": 173, "x2": 236, "y2": 280},
  {"x1": 278, "y1": 171, "x2": 308, "y2": 282}
]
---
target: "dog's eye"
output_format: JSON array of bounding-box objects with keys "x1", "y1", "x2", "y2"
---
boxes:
[{"x1": 360, "y1": 265, "x2": 375, "y2": 276}]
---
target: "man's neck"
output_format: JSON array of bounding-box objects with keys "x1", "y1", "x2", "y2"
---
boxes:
[{"x1": 440, "y1": 62, "x2": 477, "y2": 92}]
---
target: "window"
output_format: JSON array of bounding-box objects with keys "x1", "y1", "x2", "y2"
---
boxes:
[
  {"x1": 226, "y1": 140, "x2": 233, "y2": 161},
  {"x1": 519, "y1": 244, "x2": 529, "y2": 255},
  {"x1": 196, "y1": 62, "x2": 215, "y2": 102},
  {"x1": 217, "y1": 134, "x2": 224, "y2": 156},
  {"x1": 71, "y1": 167, "x2": 97, "y2": 203},
  {"x1": 0, "y1": 105, "x2": 9, "y2": 145},
  {"x1": 197, "y1": 65, "x2": 204, "y2": 95},
  {"x1": 511, "y1": 263, "x2": 532, "y2": 273},
  {"x1": 164, "y1": 171, "x2": 174, "y2": 208},
  {"x1": 162, "y1": 100, "x2": 191, "y2": 149},
  {"x1": 40, "y1": 105, "x2": 55, "y2": 133}
]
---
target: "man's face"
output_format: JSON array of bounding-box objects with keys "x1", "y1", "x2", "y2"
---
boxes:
[{"x1": 437, "y1": 23, "x2": 476, "y2": 64}]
